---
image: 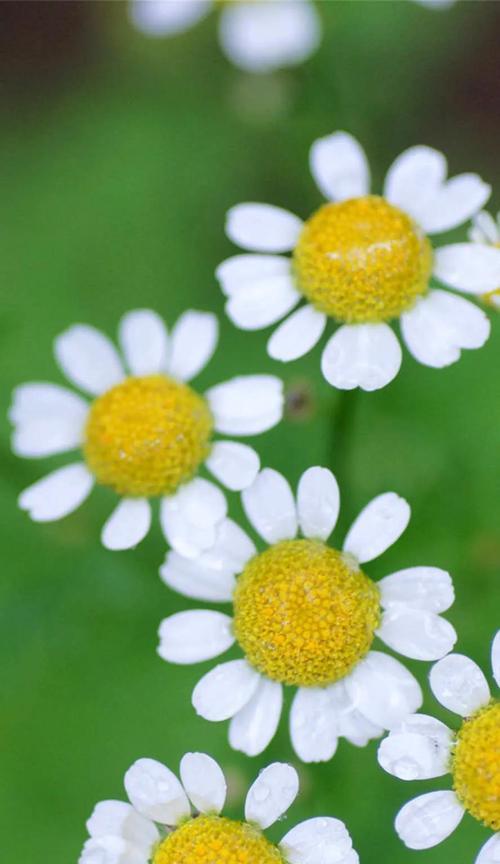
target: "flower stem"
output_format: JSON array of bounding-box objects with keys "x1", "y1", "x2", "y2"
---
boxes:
[{"x1": 329, "y1": 389, "x2": 358, "y2": 495}]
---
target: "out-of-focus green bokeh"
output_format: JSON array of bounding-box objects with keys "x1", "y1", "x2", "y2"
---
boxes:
[{"x1": 1, "y1": 2, "x2": 499, "y2": 861}]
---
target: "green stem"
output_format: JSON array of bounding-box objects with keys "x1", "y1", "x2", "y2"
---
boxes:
[{"x1": 328, "y1": 389, "x2": 358, "y2": 495}]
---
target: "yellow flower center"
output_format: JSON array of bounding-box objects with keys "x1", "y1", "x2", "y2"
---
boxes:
[
  {"x1": 153, "y1": 815, "x2": 283, "y2": 864},
  {"x1": 84, "y1": 375, "x2": 213, "y2": 497},
  {"x1": 452, "y1": 701, "x2": 500, "y2": 830},
  {"x1": 293, "y1": 195, "x2": 433, "y2": 323},
  {"x1": 233, "y1": 539, "x2": 380, "y2": 687}
]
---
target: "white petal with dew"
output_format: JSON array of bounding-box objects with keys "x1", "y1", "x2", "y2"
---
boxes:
[
  {"x1": 101, "y1": 499, "x2": 151, "y2": 551},
  {"x1": 55, "y1": 324, "x2": 124, "y2": 395},
  {"x1": 19, "y1": 463, "x2": 94, "y2": 522},
  {"x1": 429, "y1": 653, "x2": 490, "y2": 716},
  {"x1": 321, "y1": 324, "x2": 402, "y2": 392},
  {"x1": 377, "y1": 606, "x2": 456, "y2": 661},
  {"x1": 158, "y1": 610, "x2": 234, "y2": 665},
  {"x1": 378, "y1": 566, "x2": 454, "y2": 613},
  {"x1": 268, "y1": 305, "x2": 327, "y2": 362},
  {"x1": 343, "y1": 492, "x2": 410, "y2": 564},
  {"x1": 245, "y1": 762, "x2": 299, "y2": 830},
  {"x1": 226, "y1": 203, "x2": 303, "y2": 253},
  {"x1": 281, "y1": 816, "x2": 354, "y2": 864},
  {"x1": 242, "y1": 468, "x2": 297, "y2": 543},
  {"x1": 192, "y1": 659, "x2": 261, "y2": 722},
  {"x1": 167, "y1": 311, "x2": 218, "y2": 382},
  {"x1": 229, "y1": 678, "x2": 283, "y2": 757},
  {"x1": 395, "y1": 791, "x2": 464, "y2": 850},
  {"x1": 297, "y1": 466, "x2": 340, "y2": 541},
  {"x1": 124, "y1": 758, "x2": 190, "y2": 825},
  {"x1": 206, "y1": 375, "x2": 284, "y2": 436},
  {"x1": 378, "y1": 721, "x2": 453, "y2": 781},
  {"x1": 118, "y1": 309, "x2": 169, "y2": 376},
  {"x1": 205, "y1": 441, "x2": 260, "y2": 491},
  {"x1": 401, "y1": 289, "x2": 490, "y2": 368},
  {"x1": 310, "y1": 131, "x2": 370, "y2": 201},
  {"x1": 290, "y1": 687, "x2": 339, "y2": 763},
  {"x1": 79, "y1": 835, "x2": 148, "y2": 864},
  {"x1": 86, "y1": 800, "x2": 159, "y2": 849},
  {"x1": 345, "y1": 651, "x2": 422, "y2": 729},
  {"x1": 160, "y1": 478, "x2": 227, "y2": 559},
  {"x1": 179, "y1": 752, "x2": 226, "y2": 815}
]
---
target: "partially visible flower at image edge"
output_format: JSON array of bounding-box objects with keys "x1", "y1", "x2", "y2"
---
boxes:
[
  {"x1": 9, "y1": 309, "x2": 284, "y2": 556},
  {"x1": 129, "y1": 0, "x2": 321, "y2": 75},
  {"x1": 79, "y1": 751, "x2": 360, "y2": 864},
  {"x1": 158, "y1": 465, "x2": 457, "y2": 761},
  {"x1": 469, "y1": 210, "x2": 500, "y2": 309},
  {"x1": 378, "y1": 631, "x2": 500, "y2": 862},
  {"x1": 217, "y1": 131, "x2": 500, "y2": 391}
]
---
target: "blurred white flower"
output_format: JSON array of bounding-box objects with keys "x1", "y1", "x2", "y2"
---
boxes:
[
  {"x1": 469, "y1": 210, "x2": 500, "y2": 309},
  {"x1": 129, "y1": 0, "x2": 321, "y2": 74},
  {"x1": 158, "y1": 465, "x2": 457, "y2": 760},
  {"x1": 218, "y1": 131, "x2": 498, "y2": 391},
  {"x1": 378, "y1": 632, "x2": 500, "y2": 862},
  {"x1": 10, "y1": 309, "x2": 283, "y2": 555}
]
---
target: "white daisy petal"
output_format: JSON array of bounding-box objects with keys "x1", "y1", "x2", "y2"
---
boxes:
[
  {"x1": 384, "y1": 145, "x2": 447, "y2": 218},
  {"x1": 19, "y1": 463, "x2": 94, "y2": 522},
  {"x1": 101, "y1": 499, "x2": 152, "y2": 551},
  {"x1": 395, "y1": 791, "x2": 465, "y2": 850},
  {"x1": 429, "y1": 653, "x2": 490, "y2": 716},
  {"x1": 195, "y1": 517, "x2": 256, "y2": 573},
  {"x1": 377, "y1": 606, "x2": 457, "y2": 661},
  {"x1": 297, "y1": 467, "x2": 340, "y2": 541},
  {"x1": 229, "y1": 678, "x2": 283, "y2": 757},
  {"x1": 378, "y1": 567, "x2": 454, "y2": 613},
  {"x1": 290, "y1": 687, "x2": 339, "y2": 763},
  {"x1": 475, "y1": 835, "x2": 500, "y2": 864},
  {"x1": 10, "y1": 383, "x2": 88, "y2": 457},
  {"x1": 310, "y1": 131, "x2": 370, "y2": 202},
  {"x1": 192, "y1": 659, "x2": 261, "y2": 721},
  {"x1": 129, "y1": 0, "x2": 212, "y2": 37},
  {"x1": 124, "y1": 758, "x2": 190, "y2": 825},
  {"x1": 433, "y1": 243, "x2": 500, "y2": 294},
  {"x1": 216, "y1": 254, "x2": 292, "y2": 298},
  {"x1": 206, "y1": 375, "x2": 284, "y2": 436},
  {"x1": 167, "y1": 311, "x2": 218, "y2": 382},
  {"x1": 245, "y1": 763, "x2": 299, "y2": 830},
  {"x1": 55, "y1": 324, "x2": 124, "y2": 396},
  {"x1": 118, "y1": 309, "x2": 169, "y2": 376},
  {"x1": 378, "y1": 717, "x2": 453, "y2": 781},
  {"x1": 205, "y1": 441, "x2": 260, "y2": 491},
  {"x1": 226, "y1": 203, "x2": 303, "y2": 253},
  {"x1": 345, "y1": 651, "x2": 422, "y2": 729},
  {"x1": 268, "y1": 305, "x2": 327, "y2": 363},
  {"x1": 242, "y1": 468, "x2": 297, "y2": 544},
  {"x1": 179, "y1": 752, "x2": 226, "y2": 815},
  {"x1": 79, "y1": 835, "x2": 148, "y2": 864},
  {"x1": 401, "y1": 289, "x2": 490, "y2": 368},
  {"x1": 160, "y1": 553, "x2": 236, "y2": 603},
  {"x1": 158, "y1": 610, "x2": 234, "y2": 665},
  {"x1": 492, "y1": 631, "x2": 500, "y2": 688},
  {"x1": 343, "y1": 492, "x2": 410, "y2": 564},
  {"x1": 160, "y1": 478, "x2": 227, "y2": 559},
  {"x1": 470, "y1": 210, "x2": 500, "y2": 245},
  {"x1": 86, "y1": 800, "x2": 159, "y2": 849},
  {"x1": 321, "y1": 324, "x2": 402, "y2": 392},
  {"x1": 225, "y1": 274, "x2": 301, "y2": 331},
  {"x1": 414, "y1": 174, "x2": 491, "y2": 235},
  {"x1": 219, "y1": 0, "x2": 320, "y2": 74},
  {"x1": 281, "y1": 816, "x2": 354, "y2": 864}
]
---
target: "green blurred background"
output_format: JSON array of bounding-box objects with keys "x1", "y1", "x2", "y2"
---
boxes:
[{"x1": 1, "y1": 1, "x2": 499, "y2": 861}]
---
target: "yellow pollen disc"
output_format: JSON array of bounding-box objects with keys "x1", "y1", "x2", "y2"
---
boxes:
[
  {"x1": 233, "y1": 538, "x2": 380, "y2": 687},
  {"x1": 153, "y1": 815, "x2": 284, "y2": 864},
  {"x1": 452, "y1": 701, "x2": 500, "y2": 830},
  {"x1": 84, "y1": 374, "x2": 213, "y2": 497},
  {"x1": 293, "y1": 195, "x2": 433, "y2": 323}
]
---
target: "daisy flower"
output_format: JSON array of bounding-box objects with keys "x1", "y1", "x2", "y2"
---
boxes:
[
  {"x1": 378, "y1": 632, "x2": 500, "y2": 861},
  {"x1": 158, "y1": 465, "x2": 457, "y2": 761},
  {"x1": 10, "y1": 309, "x2": 284, "y2": 556},
  {"x1": 129, "y1": 0, "x2": 321, "y2": 75},
  {"x1": 79, "y1": 751, "x2": 360, "y2": 864},
  {"x1": 217, "y1": 131, "x2": 500, "y2": 391},
  {"x1": 469, "y1": 210, "x2": 500, "y2": 309}
]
